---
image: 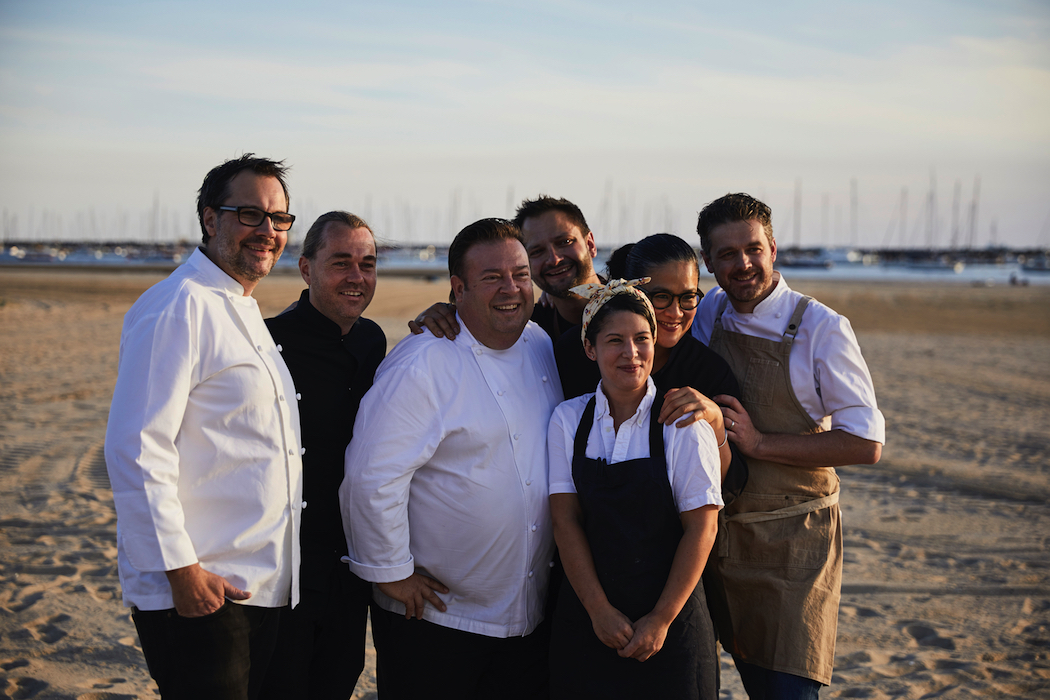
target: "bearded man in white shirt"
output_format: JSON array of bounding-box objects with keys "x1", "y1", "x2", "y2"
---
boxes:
[
  {"x1": 341, "y1": 218, "x2": 563, "y2": 700},
  {"x1": 691, "y1": 193, "x2": 885, "y2": 699},
  {"x1": 104, "y1": 154, "x2": 304, "y2": 700}
]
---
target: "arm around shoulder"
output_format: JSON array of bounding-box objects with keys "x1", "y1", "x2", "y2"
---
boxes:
[{"x1": 407, "y1": 302, "x2": 460, "y2": 339}]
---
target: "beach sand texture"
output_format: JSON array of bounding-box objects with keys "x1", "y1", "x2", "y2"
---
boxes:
[{"x1": 1, "y1": 268, "x2": 1048, "y2": 699}]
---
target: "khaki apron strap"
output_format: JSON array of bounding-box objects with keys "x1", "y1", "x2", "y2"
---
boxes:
[
  {"x1": 712, "y1": 295, "x2": 731, "y2": 332},
  {"x1": 780, "y1": 296, "x2": 812, "y2": 349},
  {"x1": 717, "y1": 490, "x2": 839, "y2": 556}
]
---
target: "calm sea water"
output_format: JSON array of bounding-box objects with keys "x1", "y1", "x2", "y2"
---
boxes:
[{"x1": 3, "y1": 246, "x2": 1048, "y2": 287}]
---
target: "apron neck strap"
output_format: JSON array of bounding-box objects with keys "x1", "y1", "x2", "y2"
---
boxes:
[{"x1": 781, "y1": 296, "x2": 812, "y2": 348}]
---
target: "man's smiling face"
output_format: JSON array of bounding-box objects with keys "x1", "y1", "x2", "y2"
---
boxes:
[
  {"x1": 203, "y1": 171, "x2": 288, "y2": 292},
  {"x1": 521, "y1": 209, "x2": 598, "y2": 298},
  {"x1": 300, "y1": 222, "x2": 377, "y2": 335},
  {"x1": 452, "y1": 237, "x2": 535, "y2": 350},
  {"x1": 702, "y1": 218, "x2": 778, "y2": 313}
]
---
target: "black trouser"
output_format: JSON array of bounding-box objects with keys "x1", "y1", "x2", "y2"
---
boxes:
[
  {"x1": 733, "y1": 658, "x2": 823, "y2": 700},
  {"x1": 132, "y1": 603, "x2": 283, "y2": 700},
  {"x1": 259, "y1": 567, "x2": 373, "y2": 700},
  {"x1": 371, "y1": 607, "x2": 550, "y2": 700}
]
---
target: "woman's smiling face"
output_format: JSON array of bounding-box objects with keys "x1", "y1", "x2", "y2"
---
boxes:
[
  {"x1": 641, "y1": 259, "x2": 699, "y2": 350},
  {"x1": 584, "y1": 309, "x2": 655, "y2": 396}
]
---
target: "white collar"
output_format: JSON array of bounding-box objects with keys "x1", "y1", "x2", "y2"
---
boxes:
[
  {"x1": 453, "y1": 311, "x2": 527, "y2": 355},
  {"x1": 594, "y1": 376, "x2": 657, "y2": 427},
  {"x1": 189, "y1": 246, "x2": 249, "y2": 298}
]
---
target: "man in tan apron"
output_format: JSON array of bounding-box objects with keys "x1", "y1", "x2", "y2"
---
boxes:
[{"x1": 690, "y1": 193, "x2": 886, "y2": 698}]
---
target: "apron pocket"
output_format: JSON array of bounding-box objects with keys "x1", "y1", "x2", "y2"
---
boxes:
[
  {"x1": 722, "y1": 493, "x2": 835, "y2": 569},
  {"x1": 742, "y1": 358, "x2": 780, "y2": 407}
]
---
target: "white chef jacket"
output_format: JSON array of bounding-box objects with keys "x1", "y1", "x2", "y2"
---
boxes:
[
  {"x1": 104, "y1": 247, "x2": 303, "y2": 611},
  {"x1": 691, "y1": 274, "x2": 885, "y2": 444},
  {"x1": 341, "y1": 316, "x2": 562, "y2": 638},
  {"x1": 548, "y1": 378, "x2": 723, "y2": 514}
]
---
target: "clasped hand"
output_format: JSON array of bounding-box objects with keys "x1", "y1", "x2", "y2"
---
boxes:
[{"x1": 591, "y1": 604, "x2": 669, "y2": 662}]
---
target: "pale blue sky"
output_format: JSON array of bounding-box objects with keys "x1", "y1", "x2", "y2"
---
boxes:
[{"x1": 1, "y1": 0, "x2": 1048, "y2": 247}]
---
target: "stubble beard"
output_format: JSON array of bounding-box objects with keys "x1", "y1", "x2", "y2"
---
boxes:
[
  {"x1": 218, "y1": 233, "x2": 280, "y2": 283},
  {"x1": 723, "y1": 267, "x2": 773, "y2": 305},
  {"x1": 544, "y1": 259, "x2": 595, "y2": 299}
]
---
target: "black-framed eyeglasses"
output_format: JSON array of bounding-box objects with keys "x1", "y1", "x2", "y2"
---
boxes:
[
  {"x1": 641, "y1": 288, "x2": 703, "y2": 310},
  {"x1": 218, "y1": 206, "x2": 296, "y2": 232}
]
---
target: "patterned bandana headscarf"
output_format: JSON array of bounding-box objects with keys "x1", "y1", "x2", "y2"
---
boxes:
[{"x1": 571, "y1": 277, "x2": 656, "y2": 343}]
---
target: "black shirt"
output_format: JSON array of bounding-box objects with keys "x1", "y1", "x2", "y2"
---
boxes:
[
  {"x1": 531, "y1": 303, "x2": 577, "y2": 346},
  {"x1": 266, "y1": 290, "x2": 387, "y2": 592}
]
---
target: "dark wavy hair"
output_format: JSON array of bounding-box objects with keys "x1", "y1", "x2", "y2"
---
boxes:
[
  {"x1": 512, "y1": 195, "x2": 590, "y2": 234},
  {"x1": 196, "y1": 153, "x2": 290, "y2": 244},
  {"x1": 448, "y1": 218, "x2": 523, "y2": 280},
  {"x1": 695, "y1": 193, "x2": 773, "y2": 257}
]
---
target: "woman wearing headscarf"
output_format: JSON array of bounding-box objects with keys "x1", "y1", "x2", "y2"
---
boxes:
[{"x1": 547, "y1": 278, "x2": 723, "y2": 699}]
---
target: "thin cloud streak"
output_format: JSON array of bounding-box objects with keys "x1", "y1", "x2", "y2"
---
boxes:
[{"x1": 0, "y1": 1, "x2": 1047, "y2": 245}]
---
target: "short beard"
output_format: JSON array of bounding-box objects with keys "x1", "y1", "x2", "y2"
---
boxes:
[
  {"x1": 543, "y1": 260, "x2": 595, "y2": 299},
  {"x1": 723, "y1": 269, "x2": 774, "y2": 304},
  {"x1": 214, "y1": 228, "x2": 280, "y2": 283}
]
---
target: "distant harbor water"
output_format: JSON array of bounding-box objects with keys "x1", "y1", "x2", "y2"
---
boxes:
[
  {"x1": 2, "y1": 243, "x2": 1049, "y2": 287},
  {"x1": 764, "y1": 261, "x2": 1049, "y2": 287}
]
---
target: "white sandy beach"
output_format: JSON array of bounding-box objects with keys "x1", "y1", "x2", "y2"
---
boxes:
[{"x1": 0, "y1": 268, "x2": 1048, "y2": 699}]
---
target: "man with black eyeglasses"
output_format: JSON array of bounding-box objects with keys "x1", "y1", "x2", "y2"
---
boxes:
[{"x1": 105, "y1": 154, "x2": 304, "y2": 699}]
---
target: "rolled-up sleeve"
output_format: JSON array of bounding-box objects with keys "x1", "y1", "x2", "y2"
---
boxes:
[{"x1": 810, "y1": 314, "x2": 886, "y2": 444}]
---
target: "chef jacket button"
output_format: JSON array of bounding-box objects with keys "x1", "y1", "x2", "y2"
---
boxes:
[
  {"x1": 301, "y1": 501, "x2": 308, "y2": 509},
  {"x1": 513, "y1": 434, "x2": 520, "y2": 440},
  {"x1": 257, "y1": 344, "x2": 263, "y2": 351},
  {"x1": 474, "y1": 348, "x2": 483, "y2": 356},
  {"x1": 279, "y1": 395, "x2": 285, "y2": 401},
  {"x1": 300, "y1": 447, "x2": 307, "y2": 455},
  {"x1": 277, "y1": 344, "x2": 283, "y2": 352},
  {"x1": 541, "y1": 376, "x2": 548, "y2": 382},
  {"x1": 531, "y1": 525, "x2": 537, "y2": 532},
  {"x1": 525, "y1": 479, "x2": 532, "y2": 486},
  {"x1": 295, "y1": 393, "x2": 302, "y2": 400},
  {"x1": 527, "y1": 570, "x2": 534, "y2": 578},
  {"x1": 498, "y1": 390, "x2": 505, "y2": 396},
  {"x1": 549, "y1": 561, "x2": 555, "y2": 568},
  {"x1": 775, "y1": 312, "x2": 782, "y2": 319},
  {"x1": 288, "y1": 449, "x2": 295, "y2": 455}
]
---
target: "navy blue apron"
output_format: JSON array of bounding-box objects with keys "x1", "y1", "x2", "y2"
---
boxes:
[{"x1": 549, "y1": 394, "x2": 716, "y2": 699}]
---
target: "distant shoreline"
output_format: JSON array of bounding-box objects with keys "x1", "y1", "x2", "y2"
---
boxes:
[
  {"x1": 3, "y1": 260, "x2": 1049, "y2": 287},
  {"x1": 0, "y1": 261, "x2": 451, "y2": 277}
]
